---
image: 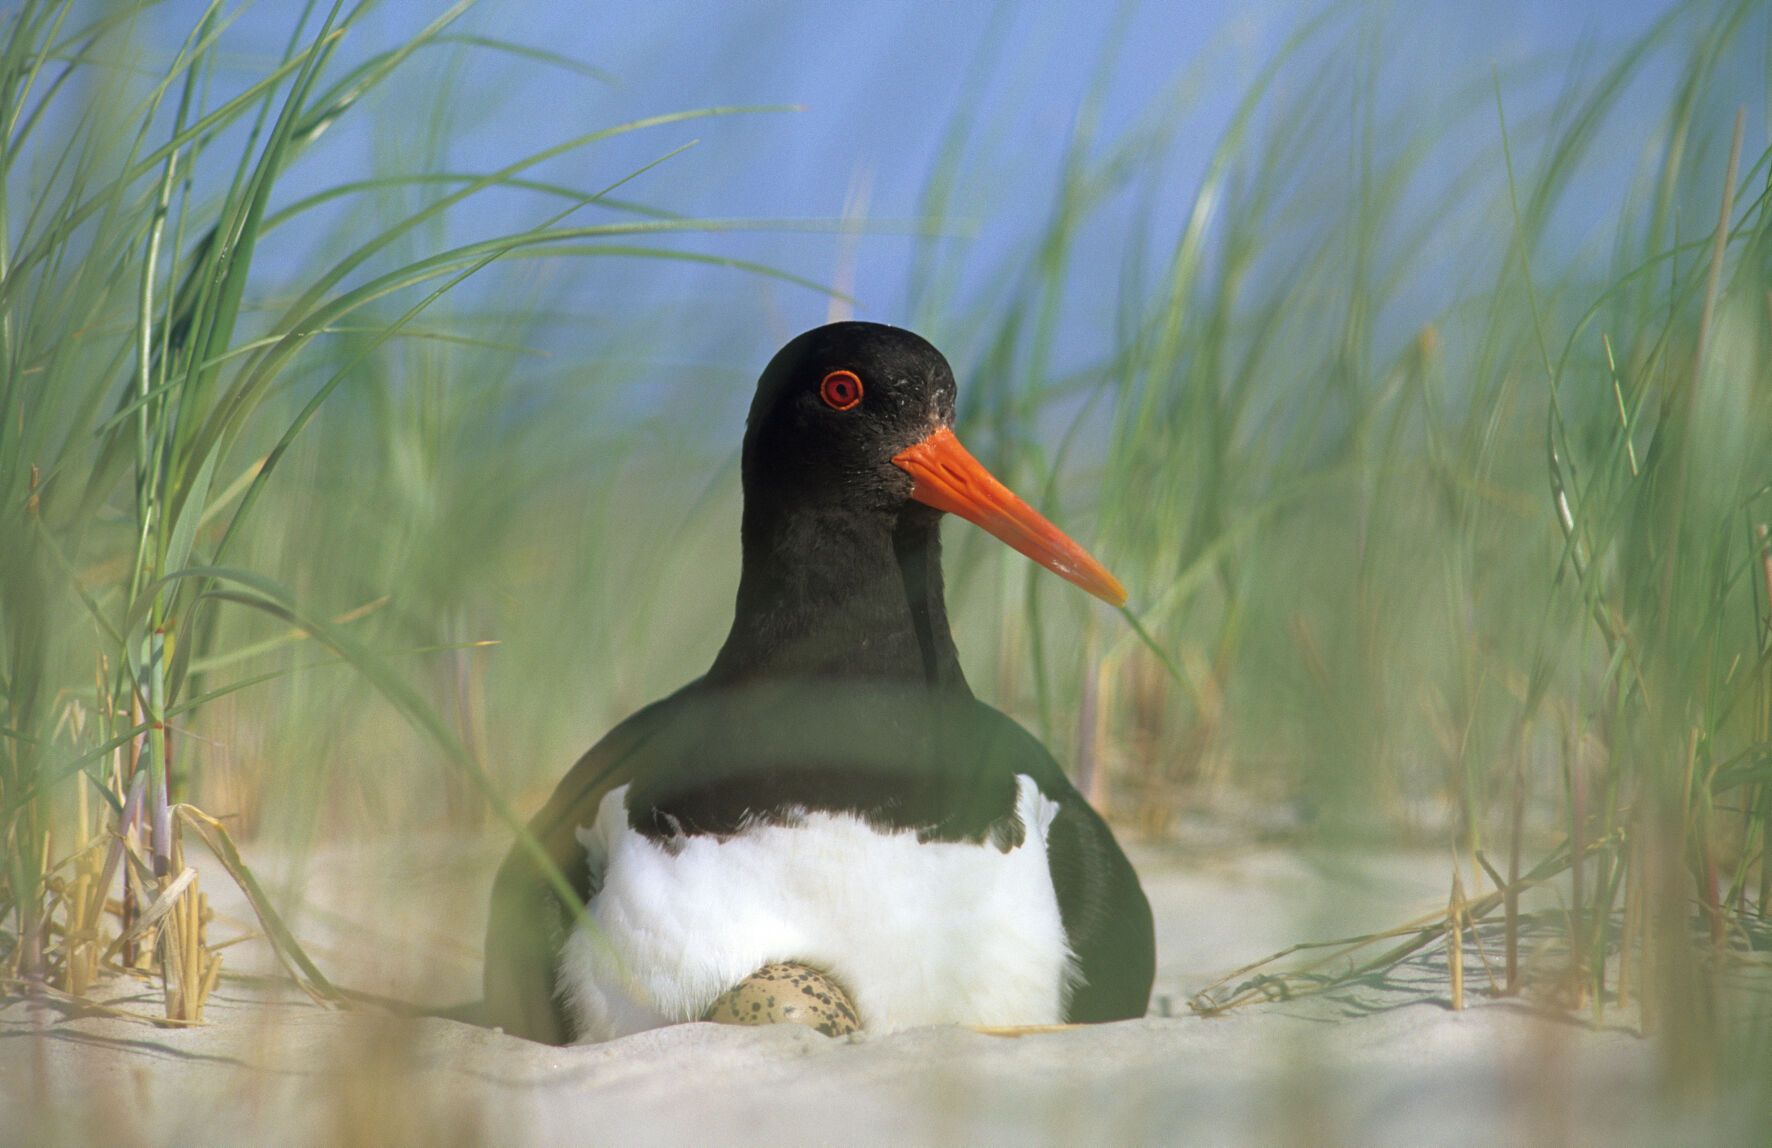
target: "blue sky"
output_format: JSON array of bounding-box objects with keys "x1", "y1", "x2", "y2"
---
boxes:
[{"x1": 112, "y1": 0, "x2": 1751, "y2": 427}]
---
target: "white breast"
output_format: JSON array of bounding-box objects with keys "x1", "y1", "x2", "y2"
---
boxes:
[{"x1": 557, "y1": 774, "x2": 1077, "y2": 1042}]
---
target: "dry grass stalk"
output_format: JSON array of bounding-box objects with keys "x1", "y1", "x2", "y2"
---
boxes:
[
  {"x1": 1448, "y1": 866, "x2": 1468, "y2": 1011},
  {"x1": 157, "y1": 823, "x2": 221, "y2": 1023},
  {"x1": 121, "y1": 716, "x2": 145, "y2": 970},
  {"x1": 1190, "y1": 832, "x2": 1623, "y2": 1015},
  {"x1": 1637, "y1": 809, "x2": 1668, "y2": 1038},
  {"x1": 1618, "y1": 830, "x2": 1641, "y2": 1010},
  {"x1": 1678, "y1": 725, "x2": 1729, "y2": 949},
  {"x1": 65, "y1": 779, "x2": 99, "y2": 996},
  {"x1": 47, "y1": 823, "x2": 108, "y2": 998},
  {"x1": 103, "y1": 846, "x2": 192, "y2": 966},
  {"x1": 1088, "y1": 652, "x2": 1116, "y2": 811},
  {"x1": 1505, "y1": 725, "x2": 1527, "y2": 994},
  {"x1": 1565, "y1": 716, "x2": 1587, "y2": 1011},
  {"x1": 1073, "y1": 625, "x2": 1102, "y2": 809},
  {"x1": 1128, "y1": 653, "x2": 1181, "y2": 835}
]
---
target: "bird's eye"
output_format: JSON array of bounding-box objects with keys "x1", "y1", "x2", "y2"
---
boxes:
[{"x1": 819, "y1": 369, "x2": 863, "y2": 411}]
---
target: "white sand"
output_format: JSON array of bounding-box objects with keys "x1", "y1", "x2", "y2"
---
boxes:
[{"x1": 2, "y1": 834, "x2": 1755, "y2": 1145}]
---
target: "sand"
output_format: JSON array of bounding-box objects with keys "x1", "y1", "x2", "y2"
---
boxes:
[{"x1": 2, "y1": 832, "x2": 1759, "y2": 1145}]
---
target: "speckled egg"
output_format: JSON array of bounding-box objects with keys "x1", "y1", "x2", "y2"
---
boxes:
[{"x1": 703, "y1": 962, "x2": 861, "y2": 1037}]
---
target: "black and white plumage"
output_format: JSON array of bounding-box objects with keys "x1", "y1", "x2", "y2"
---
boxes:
[{"x1": 482, "y1": 322, "x2": 1154, "y2": 1044}]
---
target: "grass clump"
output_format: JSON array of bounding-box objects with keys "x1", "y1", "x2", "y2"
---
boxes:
[
  {"x1": 0, "y1": 0, "x2": 808, "y2": 1021},
  {"x1": 904, "y1": 0, "x2": 1771, "y2": 1083}
]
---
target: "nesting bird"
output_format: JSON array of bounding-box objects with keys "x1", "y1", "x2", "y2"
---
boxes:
[{"x1": 482, "y1": 322, "x2": 1154, "y2": 1044}]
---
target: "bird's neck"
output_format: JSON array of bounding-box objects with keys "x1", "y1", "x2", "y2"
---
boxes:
[{"x1": 708, "y1": 498, "x2": 970, "y2": 693}]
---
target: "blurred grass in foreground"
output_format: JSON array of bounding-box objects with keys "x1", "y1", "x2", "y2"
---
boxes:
[{"x1": 2, "y1": 0, "x2": 1770, "y2": 1133}]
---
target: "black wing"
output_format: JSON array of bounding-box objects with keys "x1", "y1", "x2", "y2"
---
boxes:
[
  {"x1": 967, "y1": 702, "x2": 1155, "y2": 1022},
  {"x1": 480, "y1": 687, "x2": 690, "y2": 1044}
]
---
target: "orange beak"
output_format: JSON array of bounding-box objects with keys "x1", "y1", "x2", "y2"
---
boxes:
[{"x1": 892, "y1": 426, "x2": 1127, "y2": 608}]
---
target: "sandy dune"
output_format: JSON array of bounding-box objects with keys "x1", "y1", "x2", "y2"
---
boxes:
[{"x1": 3, "y1": 835, "x2": 1755, "y2": 1145}]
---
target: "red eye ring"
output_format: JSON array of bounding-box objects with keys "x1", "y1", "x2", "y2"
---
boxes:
[{"x1": 819, "y1": 369, "x2": 863, "y2": 411}]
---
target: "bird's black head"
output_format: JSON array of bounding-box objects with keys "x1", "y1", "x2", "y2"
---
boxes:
[
  {"x1": 742, "y1": 321, "x2": 953, "y2": 515},
  {"x1": 737, "y1": 320, "x2": 1126, "y2": 608}
]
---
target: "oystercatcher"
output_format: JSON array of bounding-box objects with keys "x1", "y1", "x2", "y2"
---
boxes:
[{"x1": 483, "y1": 322, "x2": 1154, "y2": 1044}]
